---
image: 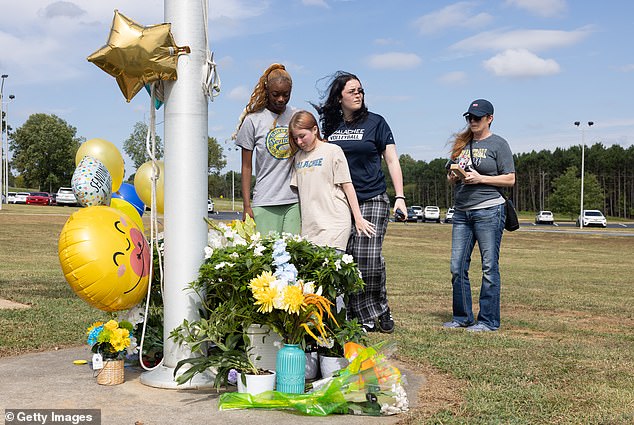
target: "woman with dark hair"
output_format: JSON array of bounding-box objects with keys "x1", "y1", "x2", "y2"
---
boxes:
[
  {"x1": 444, "y1": 99, "x2": 515, "y2": 332},
  {"x1": 314, "y1": 71, "x2": 406, "y2": 333},
  {"x1": 233, "y1": 63, "x2": 299, "y2": 235}
]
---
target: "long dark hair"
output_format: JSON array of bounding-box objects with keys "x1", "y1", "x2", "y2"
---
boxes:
[{"x1": 313, "y1": 71, "x2": 369, "y2": 137}]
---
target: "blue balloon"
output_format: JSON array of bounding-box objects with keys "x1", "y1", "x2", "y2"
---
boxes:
[{"x1": 112, "y1": 182, "x2": 145, "y2": 217}]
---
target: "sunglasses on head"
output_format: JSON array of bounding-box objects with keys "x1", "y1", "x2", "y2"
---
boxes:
[{"x1": 465, "y1": 114, "x2": 487, "y2": 122}]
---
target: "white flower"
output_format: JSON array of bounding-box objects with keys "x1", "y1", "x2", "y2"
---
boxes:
[
  {"x1": 302, "y1": 280, "x2": 315, "y2": 295},
  {"x1": 334, "y1": 259, "x2": 342, "y2": 271},
  {"x1": 342, "y1": 254, "x2": 354, "y2": 264},
  {"x1": 253, "y1": 244, "x2": 266, "y2": 256},
  {"x1": 214, "y1": 261, "x2": 234, "y2": 269},
  {"x1": 125, "y1": 336, "x2": 139, "y2": 356},
  {"x1": 380, "y1": 383, "x2": 409, "y2": 415},
  {"x1": 230, "y1": 252, "x2": 239, "y2": 259},
  {"x1": 316, "y1": 286, "x2": 323, "y2": 296},
  {"x1": 322, "y1": 258, "x2": 329, "y2": 267},
  {"x1": 204, "y1": 246, "x2": 213, "y2": 259},
  {"x1": 116, "y1": 305, "x2": 145, "y2": 326},
  {"x1": 232, "y1": 234, "x2": 247, "y2": 246}
]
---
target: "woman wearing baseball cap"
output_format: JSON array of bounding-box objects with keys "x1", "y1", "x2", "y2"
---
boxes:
[{"x1": 443, "y1": 99, "x2": 515, "y2": 332}]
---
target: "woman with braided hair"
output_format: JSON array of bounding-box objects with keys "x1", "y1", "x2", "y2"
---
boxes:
[{"x1": 233, "y1": 63, "x2": 300, "y2": 235}]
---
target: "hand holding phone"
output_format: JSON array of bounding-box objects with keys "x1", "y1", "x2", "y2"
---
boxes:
[{"x1": 395, "y1": 209, "x2": 406, "y2": 222}]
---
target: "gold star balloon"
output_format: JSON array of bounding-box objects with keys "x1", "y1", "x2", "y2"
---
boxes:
[{"x1": 88, "y1": 10, "x2": 190, "y2": 102}]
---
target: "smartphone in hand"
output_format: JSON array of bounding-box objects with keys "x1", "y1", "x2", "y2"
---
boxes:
[{"x1": 394, "y1": 209, "x2": 406, "y2": 222}]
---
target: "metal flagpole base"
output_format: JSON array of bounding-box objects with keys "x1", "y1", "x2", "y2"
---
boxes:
[{"x1": 140, "y1": 365, "x2": 216, "y2": 389}]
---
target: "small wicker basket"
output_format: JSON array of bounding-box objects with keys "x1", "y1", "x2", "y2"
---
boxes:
[{"x1": 96, "y1": 359, "x2": 124, "y2": 385}]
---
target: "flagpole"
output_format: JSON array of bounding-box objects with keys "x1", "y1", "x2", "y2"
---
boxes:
[{"x1": 140, "y1": 0, "x2": 214, "y2": 389}]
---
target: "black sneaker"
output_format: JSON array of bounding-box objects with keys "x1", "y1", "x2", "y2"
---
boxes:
[
  {"x1": 378, "y1": 309, "x2": 395, "y2": 333},
  {"x1": 361, "y1": 322, "x2": 377, "y2": 333}
]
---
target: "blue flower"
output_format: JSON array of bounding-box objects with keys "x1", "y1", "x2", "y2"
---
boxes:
[
  {"x1": 272, "y1": 240, "x2": 287, "y2": 256},
  {"x1": 228, "y1": 368, "x2": 238, "y2": 385},
  {"x1": 87, "y1": 325, "x2": 104, "y2": 346},
  {"x1": 274, "y1": 263, "x2": 298, "y2": 283},
  {"x1": 272, "y1": 239, "x2": 291, "y2": 266}
]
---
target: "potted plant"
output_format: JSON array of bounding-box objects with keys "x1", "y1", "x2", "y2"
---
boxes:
[
  {"x1": 86, "y1": 319, "x2": 134, "y2": 385},
  {"x1": 318, "y1": 318, "x2": 367, "y2": 378},
  {"x1": 173, "y1": 330, "x2": 275, "y2": 394}
]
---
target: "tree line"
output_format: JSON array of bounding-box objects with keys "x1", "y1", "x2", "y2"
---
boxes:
[
  {"x1": 382, "y1": 143, "x2": 634, "y2": 219},
  {"x1": 8, "y1": 113, "x2": 634, "y2": 218}
]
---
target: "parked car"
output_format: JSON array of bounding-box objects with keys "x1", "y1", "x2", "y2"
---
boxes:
[
  {"x1": 208, "y1": 199, "x2": 215, "y2": 213},
  {"x1": 444, "y1": 207, "x2": 455, "y2": 223},
  {"x1": 7, "y1": 192, "x2": 17, "y2": 203},
  {"x1": 14, "y1": 192, "x2": 30, "y2": 204},
  {"x1": 423, "y1": 206, "x2": 441, "y2": 223},
  {"x1": 411, "y1": 205, "x2": 423, "y2": 221},
  {"x1": 405, "y1": 207, "x2": 418, "y2": 222},
  {"x1": 535, "y1": 210, "x2": 555, "y2": 224},
  {"x1": 577, "y1": 210, "x2": 607, "y2": 228},
  {"x1": 26, "y1": 192, "x2": 53, "y2": 206},
  {"x1": 56, "y1": 187, "x2": 78, "y2": 206}
]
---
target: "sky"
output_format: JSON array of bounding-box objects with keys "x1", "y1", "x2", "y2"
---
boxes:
[{"x1": 1, "y1": 0, "x2": 633, "y2": 177}]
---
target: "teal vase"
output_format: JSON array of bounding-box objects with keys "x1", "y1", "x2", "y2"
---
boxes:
[{"x1": 275, "y1": 344, "x2": 306, "y2": 393}]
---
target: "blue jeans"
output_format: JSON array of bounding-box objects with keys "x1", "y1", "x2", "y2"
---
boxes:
[{"x1": 450, "y1": 204, "x2": 505, "y2": 330}]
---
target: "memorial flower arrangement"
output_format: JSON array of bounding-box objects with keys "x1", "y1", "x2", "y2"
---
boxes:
[
  {"x1": 171, "y1": 217, "x2": 365, "y2": 387},
  {"x1": 247, "y1": 238, "x2": 337, "y2": 345},
  {"x1": 87, "y1": 319, "x2": 135, "y2": 359}
]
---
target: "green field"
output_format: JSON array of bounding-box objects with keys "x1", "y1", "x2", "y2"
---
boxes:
[{"x1": 1, "y1": 203, "x2": 633, "y2": 424}]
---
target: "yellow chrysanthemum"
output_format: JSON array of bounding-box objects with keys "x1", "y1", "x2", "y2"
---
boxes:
[
  {"x1": 104, "y1": 320, "x2": 119, "y2": 331},
  {"x1": 86, "y1": 321, "x2": 104, "y2": 334},
  {"x1": 282, "y1": 285, "x2": 305, "y2": 315},
  {"x1": 249, "y1": 271, "x2": 275, "y2": 292},
  {"x1": 252, "y1": 285, "x2": 278, "y2": 313},
  {"x1": 110, "y1": 328, "x2": 130, "y2": 352}
]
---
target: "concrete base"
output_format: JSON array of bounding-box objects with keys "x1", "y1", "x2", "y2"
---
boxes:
[{"x1": 140, "y1": 364, "x2": 216, "y2": 389}]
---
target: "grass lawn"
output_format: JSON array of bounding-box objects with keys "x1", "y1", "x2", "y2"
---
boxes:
[{"x1": 1, "y1": 203, "x2": 633, "y2": 424}]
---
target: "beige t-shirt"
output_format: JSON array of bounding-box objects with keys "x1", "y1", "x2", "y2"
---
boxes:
[{"x1": 290, "y1": 142, "x2": 352, "y2": 250}]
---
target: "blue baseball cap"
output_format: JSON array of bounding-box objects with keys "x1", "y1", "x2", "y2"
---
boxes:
[{"x1": 463, "y1": 99, "x2": 494, "y2": 117}]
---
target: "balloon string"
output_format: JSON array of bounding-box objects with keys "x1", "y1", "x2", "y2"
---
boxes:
[
  {"x1": 138, "y1": 81, "x2": 164, "y2": 372},
  {"x1": 202, "y1": 0, "x2": 221, "y2": 101}
]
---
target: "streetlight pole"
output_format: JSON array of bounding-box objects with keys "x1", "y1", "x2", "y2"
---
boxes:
[
  {"x1": 4, "y1": 94, "x2": 14, "y2": 201},
  {"x1": 574, "y1": 121, "x2": 594, "y2": 228},
  {"x1": 0, "y1": 74, "x2": 7, "y2": 209}
]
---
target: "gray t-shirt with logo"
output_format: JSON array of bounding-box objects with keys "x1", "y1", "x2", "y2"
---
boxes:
[
  {"x1": 235, "y1": 107, "x2": 299, "y2": 207},
  {"x1": 452, "y1": 134, "x2": 515, "y2": 210}
]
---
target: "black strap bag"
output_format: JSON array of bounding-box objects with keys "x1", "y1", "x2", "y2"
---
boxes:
[{"x1": 503, "y1": 197, "x2": 519, "y2": 231}]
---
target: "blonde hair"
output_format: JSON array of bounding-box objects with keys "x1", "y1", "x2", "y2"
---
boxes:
[
  {"x1": 450, "y1": 127, "x2": 474, "y2": 160},
  {"x1": 231, "y1": 63, "x2": 293, "y2": 140},
  {"x1": 288, "y1": 110, "x2": 322, "y2": 152}
]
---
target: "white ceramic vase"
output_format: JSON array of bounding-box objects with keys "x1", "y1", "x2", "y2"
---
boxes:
[
  {"x1": 245, "y1": 324, "x2": 282, "y2": 372},
  {"x1": 236, "y1": 371, "x2": 276, "y2": 395},
  {"x1": 319, "y1": 355, "x2": 349, "y2": 378}
]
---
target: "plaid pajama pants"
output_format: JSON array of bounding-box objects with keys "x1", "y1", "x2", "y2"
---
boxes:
[{"x1": 346, "y1": 192, "x2": 390, "y2": 323}]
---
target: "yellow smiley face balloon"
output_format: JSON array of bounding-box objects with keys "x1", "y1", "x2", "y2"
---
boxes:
[{"x1": 58, "y1": 206, "x2": 150, "y2": 312}]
